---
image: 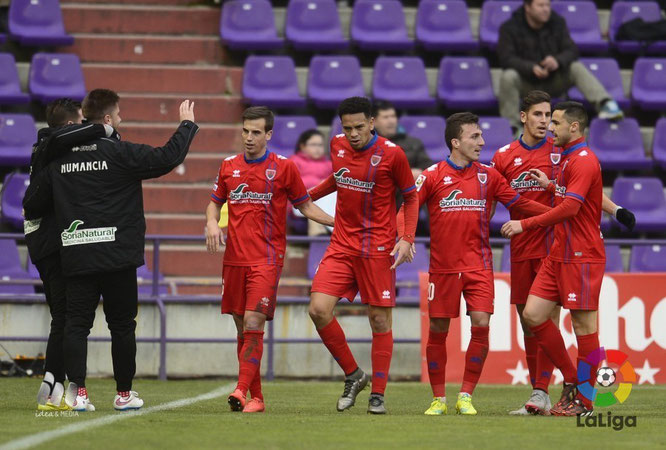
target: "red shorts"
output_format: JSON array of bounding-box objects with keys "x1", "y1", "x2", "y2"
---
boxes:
[
  {"x1": 510, "y1": 258, "x2": 543, "y2": 305},
  {"x1": 427, "y1": 270, "x2": 494, "y2": 318},
  {"x1": 221, "y1": 264, "x2": 282, "y2": 320},
  {"x1": 311, "y1": 250, "x2": 396, "y2": 307},
  {"x1": 529, "y1": 257, "x2": 603, "y2": 310}
]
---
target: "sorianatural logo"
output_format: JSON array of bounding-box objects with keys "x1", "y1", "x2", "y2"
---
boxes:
[
  {"x1": 228, "y1": 183, "x2": 273, "y2": 203},
  {"x1": 510, "y1": 172, "x2": 542, "y2": 190},
  {"x1": 61, "y1": 220, "x2": 117, "y2": 247},
  {"x1": 334, "y1": 168, "x2": 375, "y2": 192},
  {"x1": 438, "y1": 189, "x2": 486, "y2": 211},
  {"x1": 577, "y1": 347, "x2": 636, "y2": 407}
]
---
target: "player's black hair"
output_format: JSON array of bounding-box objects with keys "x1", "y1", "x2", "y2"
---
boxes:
[
  {"x1": 371, "y1": 100, "x2": 396, "y2": 118},
  {"x1": 45, "y1": 98, "x2": 81, "y2": 128},
  {"x1": 242, "y1": 106, "x2": 274, "y2": 132},
  {"x1": 338, "y1": 96, "x2": 372, "y2": 120},
  {"x1": 83, "y1": 89, "x2": 120, "y2": 123},
  {"x1": 294, "y1": 129, "x2": 324, "y2": 154},
  {"x1": 553, "y1": 101, "x2": 588, "y2": 132},
  {"x1": 521, "y1": 90, "x2": 551, "y2": 113},
  {"x1": 445, "y1": 112, "x2": 479, "y2": 152}
]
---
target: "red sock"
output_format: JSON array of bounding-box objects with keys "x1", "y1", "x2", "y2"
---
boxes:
[
  {"x1": 237, "y1": 335, "x2": 263, "y2": 400},
  {"x1": 524, "y1": 335, "x2": 538, "y2": 388},
  {"x1": 426, "y1": 330, "x2": 448, "y2": 397},
  {"x1": 576, "y1": 332, "x2": 600, "y2": 409},
  {"x1": 533, "y1": 345, "x2": 555, "y2": 393},
  {"x1": 316, "y1": 317, "x2": 358, "y2": 376},
  {"x1": 237, "y1": 330, "x2": 263, "y2": 395},
  {"x1": 460, "y1": 326, "x2": 489, "y2": 395},
  {"x1": 530, "y1": 320, "x2": 577, "y2": 384},
  {"x1": 371, "y1": 330, "x2": 393, "y2": 395}
]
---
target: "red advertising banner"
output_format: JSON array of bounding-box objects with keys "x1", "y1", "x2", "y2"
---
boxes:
[{"x1": 419, "y1": 272, "x2": 665, "y2": 385}]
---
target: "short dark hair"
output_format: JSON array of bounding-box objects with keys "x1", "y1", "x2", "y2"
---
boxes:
[
  {"x1": 45, "y1": 98, "x2": 81, "y2": 128},
  {"x1": 521, "y1": 90, "x2": 551, "y2": 113},
  {"x1": 295, "y1": 129, "x2": 324, "y2": 153},
  {"x1": 445, "y1": 112, "x2": 479, "y2": 151},
  {"x1": 82, "y1": 89, "x2": 120, "y2": 122},
  {"x1": 371, "y1": 100, "x2": 396, "y2": 118},
  {"x1": 553, "y1": 101, "x2": 588, "y2": 132},
  {"x1": 338, "y1": 96, "x2": 372, "y2": 120},
  {"x1": 242, "y1": 106, "x2": 274, "y2": 132}
]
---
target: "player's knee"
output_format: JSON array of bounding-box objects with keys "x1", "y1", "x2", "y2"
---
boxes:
[
  {"x1": 521, "y1": 307, "x2": 541, "y2": 328},
  {"x1": 368, "y1": 312, "x2": 390, "y2": 333},
  {"x1": 308, "y1": 303, "x2": 332, "y2": 325},
  {"x1": 429, "y1": 318, "x2": 449, "y2": 333},
  {"x1": 470, "y1": 316, "x2": 490, "y2": 328}
]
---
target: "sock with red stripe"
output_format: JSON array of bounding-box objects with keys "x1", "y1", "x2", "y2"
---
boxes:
[
  {"x1": 316, "y1": 317, "x2": 358, "y2": 376},
  {"x1": 460, "y1": 326, "x2": 489, "y2": 395},
  {"x1": 530, "y1": 320, "x2": 577, "y2": 384},
  {"x1": 237, "y1": 330, "x2": 263, "y2": 395},
  {"x1": 371, "y1": 330, "x2": 393, "y2": 395},
  {"x1": 237, "y1": 335, "x2": 263, "y2": 400},
  {"x1": 576, "y1": 331, "x2": 600, "y2": 409},
  {"x1": 426, "y1": 330, "x2": 448, "y2": 397},
  {"x1": 524, "y1": 335, "x2": 538, "y2": 388}
]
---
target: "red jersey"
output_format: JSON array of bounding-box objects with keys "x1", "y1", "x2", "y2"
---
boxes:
[
  {"x1": 416, "y1": 158, "x2": 525, "y2": 273},
  {"x1": 210, "y1": 150, "x2": 309, "y2": 266},
  {"x1": 328, "y1": 132, "x2": 416, "y2": 258},
  {"x1": 491, "y1": 136, "x2": 562, "y2": 262},
  {"x1": 546, "y1": 138, "x2": 605, "y2": 264}
]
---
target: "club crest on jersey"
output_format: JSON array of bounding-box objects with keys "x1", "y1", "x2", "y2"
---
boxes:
[
  {"x1": 550, "y1": 153, "x2": 561, "y2": 165},
  {"x1": 265, "y1": 168, "x2": 276, "y2": 180},
  {"x1": 439, "y1": 189, "x2": 486, "y2": 212},
  {"x1": 333, "y1": 167, "x2": 375, "y2": 193},
  {"x1": 371, "y1": 155, "x2": 382, "y2": 166},
  {"x1": 477, "y1": 173, "x2": 487, "y2": 184}
]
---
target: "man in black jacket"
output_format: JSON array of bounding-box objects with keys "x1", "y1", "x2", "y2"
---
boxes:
[
  {"x1": 498, "y1": 0, "x2": 623, "y2": 131},
  {"x1": 24, "y1": 89, "x2": 198, "y2": 412},
  {"x1": 26, "y1": 98, "x2": 114, "y2": 412}
]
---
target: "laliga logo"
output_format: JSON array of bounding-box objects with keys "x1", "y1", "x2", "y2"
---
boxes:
[{"x1": 577, "y1": 347, "x2": 637, "y2": 407}]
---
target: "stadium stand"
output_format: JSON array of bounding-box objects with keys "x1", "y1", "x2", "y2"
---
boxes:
[
  {"x1": 398, "y1": 116, "x2": 447, "y2": 162},
  {"x1": 1, "y1": 173, "x2": 29, "y2": 230},
  {"x1": 0, "y1": 239, "x2": 34, "y2": 295},
  {"x1": 605, "y1": 244, "x2": 624, "y2": 273},
  {"x1": 588, "y1": 118, "x2": 652, "y2": 170},
  {"x1": 551, "y1": 1, "x2": 607, "y2": 53},
  {"x1": 372, "y1": 56, "x2": 436, "y2": 109},
  {"x1": 632, "y1": 58, "x2": 666, "y2": 111},
  {"x1": 611, "y1": 177, "x2": 666, "y2": 232},
  {"x1": 479, "y1": 0, "x2": 521, "y2": 49},
  {"x1": 395, "y1": 243, "x2": 429, "y2": 298},
  {"x1": 0, "y1": 53, "x2": 30, "y2": 104},
  {"x1": 609, "y1": 1, "x2": 666, "y2": 54},
  {"x1": 242, "y1": 55, "x2": 305, "y2": 108},
  {"x1": 8, "y1": 0, "x2": 74, "y2": 46},
  {"x1": 653, "y1": 118, "x2": 666, "y2": 169},
  {"x1": 270, "y1": 115, "x2": 318, "y2": 157},
  {"x1": 437, "y1": 56, "x2": 497, "y2": 110},
  {"x1": 28, "y1": 53, "x2": 86, "y2": 103},
  {"x1": 568, "y1": 58, "x2": 630, "y2": 110},
  {"x1": 629, "y1": 244, "x2": 666, "y2": 272},
  {"x1": 286, "y1": 0, "x2": 348, "y2": 51},
  {"x1": 0, "y1": 114, "x2": 36, "y2": 166},
  {"x1": 351, "y1": 0, "x2": 413, "y2": 51},
  {"x1": 220, "y1": 0, "x2": 283, "y2": 51},
  {"x1": 308, "y1": 55, "x2": 364, "y2": 109},
  {"x1": 415, "y1": 0, "x2": 479, "y2": 52},
  {"x1": 478, "y1": 116, "x2": 513, "y2": 163}
]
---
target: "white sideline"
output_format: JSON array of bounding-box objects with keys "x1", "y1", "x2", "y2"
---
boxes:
[{"x1": 1, "y1": 382, "x2": 235, "y2": 450}]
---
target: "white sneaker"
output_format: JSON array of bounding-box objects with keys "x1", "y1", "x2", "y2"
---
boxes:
[
  {"x1": 508, "y1": 404, "x2": 530, "y2": 415},
  {"x1": 65, "y1": 382, "x2": 96, "y2": 412},
  {"x1": 525, "y1": 389, "x2": 551, "y2": 416},
  {"x1": 114, "y1": 391, "x2": 144, "y2": 411}
]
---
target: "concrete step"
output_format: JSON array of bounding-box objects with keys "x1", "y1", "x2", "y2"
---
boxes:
[
  {"x1": 62, "y1": 4, "x2": 220, "y2": 36},
  {"x1": 143, "y1": 184, "x2": 210, "y2": 214},
  {"x1": 145, "y1": 214, "x2": 205, "y2": 235},
  {"x1": 157, "y1": 153, "x2": 230, "y2": 184},
  {"x1": 120, "y1": 122, "x2": 240, "y2": 153},
  {"x1": 83, "y1": 63, "x2": 241, "y2": 95},
  {"x1": 61, "y1": 34, "x2": 226, "y2": 65},
  {"x1": 118, "y1": 94, "x2": 244, "y2": 124}
]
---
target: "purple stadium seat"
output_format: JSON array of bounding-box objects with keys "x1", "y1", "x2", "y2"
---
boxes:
[
  {"x1": 0, "y1": 53, "x2": 30, "y2": 104},
  {"x1": 0, "y1": 34, "x2": 6, "y2": 45},
  {"x1": 308, "y1": 56, "x2": 364, "y2": 109},
  {"x1": 8, "y1": 0, "x2": 73, "y2": 47},
  {"x1": 587, "y1": 118, "x2": 651, "y2": 170},
  {"x1": 271, "y1": 116, "x2": 317, "y2": 157},
  {"x1": 0, "y1": 114, "x2": 36, "y2": 166},
  {"x1": 220, "y1": 0, "x2": 283, "y2": 50},
  {"x1": 286, "y1": 0, "x2": 348, "y2": 51},
  {"x1": 438, "y1": 57, "x2": 497, "y2": 110},
  {"x1": 490, "y1": 201, "x2": 510, "y2": 231},
  {"x1": 373, "y1": 57, "x2": 436, "y2": 109},
  {"x1": 307, "y1": 241, "x2": 328, "y2": 279},
  {"x1": 568, "y1": 58, "x2": 630, "y2": 110},
  {"x1": 652, "y1": 118, "x2": 666, "y2": 169},
  {"x1": 242, "y1": 56, "x2": 306, "y2": 108},
  {"x1": 330, "y1": 116, "x2": 342, "y2": 142},
  {"x1": 29, "y1": 53, "x2": 86, "y2": 104},
  {"x1": 629, "y1": 244, "x2": 666, "y2": 272},
  {"x1": 611, "y1": 177, "x2": 666, "y2": 232},
  {"x1": 137, "y1": 264, "x2": 168, "y2": 296},
  {"x1": 632, "y1": 58, "x2": 666, "y2": 111},
  {"x1": 500, "y1": 244, "x2": 511, "y2": 273},
  {"x1": 610, "y1": 1, "x2": 666, "y2": 54},
  {"x1": 415, "y1": 0, "x2": 479, "y2": 52},
  {"x1": 351, "y1": 0, "x2": 414, "y2": 51},
  {"x1": 479, "y1": 1, "x2": 521, "y2": 50},
  {"x1": 605, "y1": 245, "x2": 624, "y2": 273},
  {"x1": 396, "y1": 243, "x2": 428, "y2": 298},
  {"x1": 399, "y1": 116, "x2": 447, "y2": 162},
  {"x1": 478, "y1": 116, "x2": 513, "y2": 164},
  {"x1": 1, "y1": 174, "x2": 30, "y2": 230},
  {"x1": 0, "y1": 239, "x2": 34, "y2": 295},
  {"x1": 26, "y1": 255, "x2": 40, "y2": 280},
  {"x1": 551, "y1": 1, "x2": 607, "y2": 53}
]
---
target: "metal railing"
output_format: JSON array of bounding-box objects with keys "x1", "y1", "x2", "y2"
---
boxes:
[{"x1": 1, "y1": 232, "x2": 665, "y2": 380}]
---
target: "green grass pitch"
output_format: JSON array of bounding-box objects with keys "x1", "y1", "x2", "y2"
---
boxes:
[{"x1": 1, "y1": 378, "x2": 664, "y2": 449}]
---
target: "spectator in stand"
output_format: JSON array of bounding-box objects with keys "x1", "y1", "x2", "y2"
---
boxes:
[
  {"x1": 372, "y1": 101, "x2": 433, "y2": 180},
  {"x1": 498, "y1": 0, "x2": 623, "y2": 133},
  {"x1": 290, "y1": 129, "x2": 333, "y2": 235}
]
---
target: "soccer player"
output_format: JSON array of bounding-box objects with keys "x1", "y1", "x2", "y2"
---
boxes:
[
  {"x1": 307, "y1": 97, "x2": 419, "y2": 414},
  {"x1": 398, "y1": 112, "x2": 552, "y2": 416},
  {"x1": 501, "y1": 101, "x2": 606, "y2": 416},
  {"x1": 491, "y1": 91, "x2": 635, "y2": 415},
  {"x1": 205, "y1": 106, "x2": 334, "y2": 413}
]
